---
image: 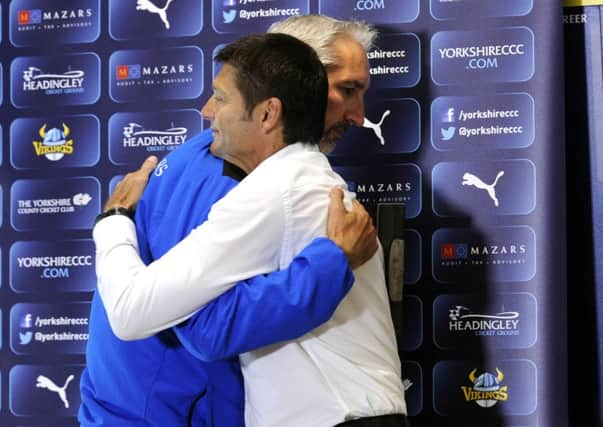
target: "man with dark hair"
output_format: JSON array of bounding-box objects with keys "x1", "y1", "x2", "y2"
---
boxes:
[
  {"x1": 94, "y1": 32, "x2": 406, "y2": 426},
  {"x1": 208, "y1": 33, "x2": 328, "y2": 167},
  {"x1": 214, "y1": 34, "x2": 327, "y2": 147},
  {"x1": 80, "y1": 27, "x2": 379, "y2": 427}
]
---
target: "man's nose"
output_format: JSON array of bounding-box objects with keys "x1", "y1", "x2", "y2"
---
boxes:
[
  {"x1": 201, "y1": 97, "x2": 215, "y2": 120},
  {"x1": 347, "y1": 96, "x2": 365, "y2": 127}
]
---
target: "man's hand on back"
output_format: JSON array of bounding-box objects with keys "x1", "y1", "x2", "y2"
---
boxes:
[
  {"x1": 104, "y1": 156, "x2": 158, "y2": 212},
  {"x1": 327, "y1": 187, "x2": 378, "y2": 269}
]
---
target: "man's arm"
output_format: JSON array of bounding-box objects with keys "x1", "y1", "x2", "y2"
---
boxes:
[
  {"x1": 175, "y1": 237, "x2": 350, "y2": 361},
  {"x1": 94, "y1": 184, "x2": 285, "y2": 339},
  {"x1": 95, "y1": 158, "x2": 377, "y2": 341},
  {"x1": 173, "y1": 188, "x2": 377, "y2": 361}
]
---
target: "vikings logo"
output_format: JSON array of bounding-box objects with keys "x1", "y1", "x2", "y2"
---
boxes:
[
  {"x1": 461, "y1": 367, "x2": 508, "y2": 408},
  {"x1": 33, "y1": 123, "x2": 74, "y2": 161}
]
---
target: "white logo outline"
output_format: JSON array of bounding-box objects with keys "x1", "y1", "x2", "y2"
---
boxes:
[
  {"x1": 448, "y1": 305, "x2": 519, "y2": 322},
  {"x1": 23, "y1": 66, "x2": 84, "y2": 83},
  {"x1": 362, "y1": 110, "x2": 391, "y2": 145},
  {"x1": 461, "y1": 171, "x2": 505, "y2": 207},
  {"x1": 36, "y1": 374, "x2": 75, "y2": 408},
  {"x1": 73, "y1": 193, "x2": 92, "y2": 206},
  {"x1": 19, "y1": 331, "x2": 33, "y2": 345},
  {"x1": 223, "y1": 9, "x2": 237, "y2": 24},
  {"x1": 154, "y1": 158, "x2": 169, "y2": 177},
  {"x1": 136, "y1": 0, "x2": 174, "y2": 29},
  {"x1": 440, "y1": 126, "x2": 456, "y2": 141},
  {"x1": 123, "y1": 122, "x2": 187, "y2": 138}
]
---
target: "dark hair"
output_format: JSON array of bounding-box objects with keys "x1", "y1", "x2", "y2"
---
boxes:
[{"x1": 215, "y1": 33, "x2": 328, "y2": 145}]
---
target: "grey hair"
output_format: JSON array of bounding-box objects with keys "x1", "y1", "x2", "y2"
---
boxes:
[{"x1": 267, "y1": 14, "x2": 376, "y2": 67}]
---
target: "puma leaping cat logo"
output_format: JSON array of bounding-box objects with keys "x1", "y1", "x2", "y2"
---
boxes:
[
  {"x1": 136, "y1": 0, "x2": 174, "y2": 29},
  {"x1": 362, "y1": 110, "x2": 391, "y2": 145},
  {"x1": 461, "y1": 171, "x2": 505, "y2": 207},
  {"x1": 36, "y1": 374, "x2": 75, "y2": 408}
]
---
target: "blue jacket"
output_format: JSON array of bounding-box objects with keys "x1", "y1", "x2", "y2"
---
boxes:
[{"x1": 79, "y1": 129, "x2": 354, "y2": 426}]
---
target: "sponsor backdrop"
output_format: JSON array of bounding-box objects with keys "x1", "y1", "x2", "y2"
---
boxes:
[{"x1": 0, "y1": 1, "x2": 566, "y2": 426}]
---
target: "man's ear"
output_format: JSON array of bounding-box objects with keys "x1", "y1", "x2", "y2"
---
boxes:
[{"x1": 259, "y1": 97, "x2": 283, "y2": 133}]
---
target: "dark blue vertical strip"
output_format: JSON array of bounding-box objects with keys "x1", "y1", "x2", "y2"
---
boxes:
[
  {"x1": 584, "y1": 4, "x2": 603, "y2": 418},
  {"x1": 565, "y1": 5, "x2": 600, "y2": 427}
]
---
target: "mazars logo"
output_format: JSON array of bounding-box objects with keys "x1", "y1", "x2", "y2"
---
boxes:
[
  {"x1": 11, "y1": 2, "x2": 100, "y2": 47},
  {"x1": 33, "y1": 123, "x2": 74, "y2": 161},
  {"x1": 432, "y1": 226, "x2": 536, "y2": 283},
  {"x1": 355, "y1": 181, "x2": 412, "y2": 194},
  {"x1": 18, "y1": 9, "x2": 42, "y2": 24},
  {"x1": 22, "y1": 66, "x2": 84, "y2": 93},
  {"x1": 351, "y1": 180, "x2": 414, "y2": 212},
  {"x1": 440, "y1": 241, "x2": 527, "y2": 262},
  {"x1": 143, "y1": 63, "x2": 194, "y2": 75},
  {"x1": 336, "y1": 163, "x2": 421, "y2": 218},
  {"x1": 116, "y1": 63, "x2": 193, "y2": 81},
  {"x1": 18, "y1": 8, "x2": 93, "y2": 25},
  {"x1": 116, "y1": 64, "x2": 141, "y2": 80},
  {"x1": 109, "y1": 47, "x2": 203, "y2": 102}
]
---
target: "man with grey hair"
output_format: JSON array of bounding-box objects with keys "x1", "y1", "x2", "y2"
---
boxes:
[
  {"x1": 81, "y1": 14, "x2": 409, "y2": 427},
  {"x1": 270, "y1": 14, "x2": 376, "y2": 154}
]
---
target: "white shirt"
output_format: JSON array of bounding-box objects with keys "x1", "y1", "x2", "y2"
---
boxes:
[{"x1": 95, "y1": 143, "x2": 406, "y2": 425}]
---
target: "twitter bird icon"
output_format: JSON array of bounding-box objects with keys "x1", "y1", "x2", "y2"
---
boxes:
[
  {"x1": 223, "y1": 9, "x2": 236, "y2": 24},
  {"x1": 20, "y1": 331, "x2": 33, "y2": 345},
  {"x1": 440, "y1": 126, "x2": 456, "y2": 141}
]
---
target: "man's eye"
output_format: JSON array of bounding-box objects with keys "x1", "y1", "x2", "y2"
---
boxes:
[{"x1": 341, "y1": 87, "x2": 355, "y2": 96}]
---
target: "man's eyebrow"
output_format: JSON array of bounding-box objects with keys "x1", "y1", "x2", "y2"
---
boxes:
[
  {"x1": 212, "y1": 85, "x2": 226, "y2": 96},
  {"x1": 341, "y1": 79, "x2": 368, "y2": 90}
]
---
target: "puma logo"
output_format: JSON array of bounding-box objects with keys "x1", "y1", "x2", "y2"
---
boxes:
[
  {"x1": 36, "y1": 374, "x2": 75, "y2": 408},
  {"x1": 136, "y1": 0, "x2": 174, "y2": 29},
  {"x1": 362, "y1": 110, "x2": 391, "y2": 145},
  {"x1": 461, "y1": 171, "x2": 505, "y2": 207}
]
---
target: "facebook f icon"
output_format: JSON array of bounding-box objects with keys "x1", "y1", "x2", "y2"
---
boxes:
[
  {"x1": 444, "y1": 108, "x2": 455, "y2": 123},
  {"x1": 21, "y1": 313, "x2": 33, "y2": 328}
]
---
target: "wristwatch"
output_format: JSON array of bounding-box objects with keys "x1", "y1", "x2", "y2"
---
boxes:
[{"x1": 93, "y1": 206, "x2": 134, "y2": 227}]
